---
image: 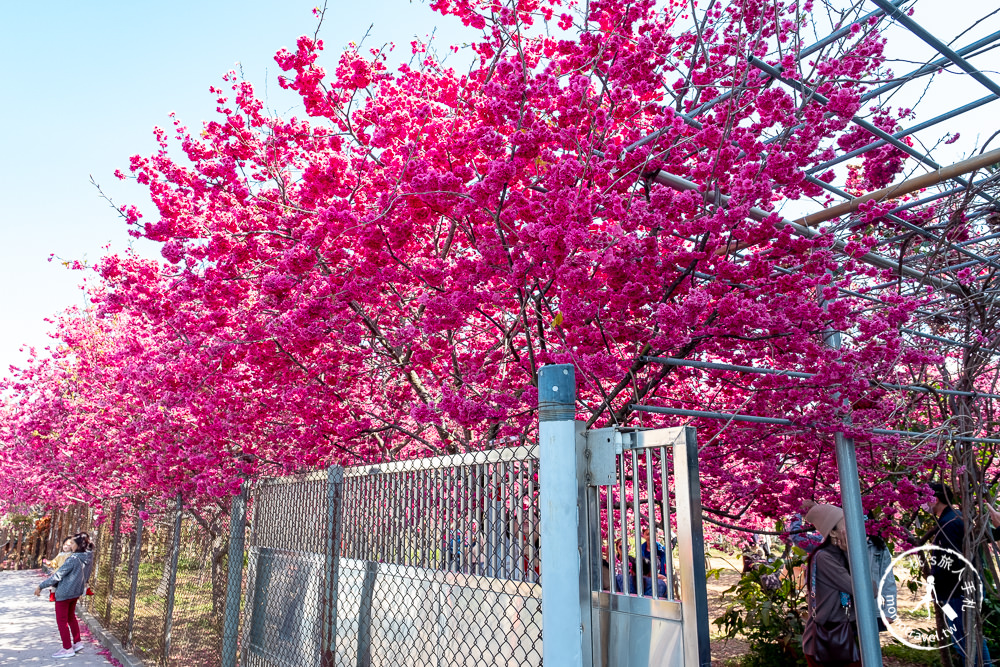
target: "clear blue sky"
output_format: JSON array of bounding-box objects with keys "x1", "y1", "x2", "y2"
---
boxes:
[
  {"x1": 0, "y1": 1, "x2": 997, "y2": 375},
  {"x1": 0, "y1": 1, "x2": 472, "y2": 374}
]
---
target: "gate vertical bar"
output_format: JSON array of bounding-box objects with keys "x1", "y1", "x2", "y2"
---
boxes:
[
  {"x1": 607, "y1": 483, "x2": 617, "y2": 592},
  {"x1": 125, "y1": 503, "x2": 145, "y2": 649},
  {"x1": 221, "y1": 481, "x2": 247, "y2": 667},
  {"x1": 323, "y1": 466, "x2": 344, "y2": 666},
  {"x1": 619, "y1": 453, "x2": 629, "y2": 593},
  {"x1": 645, "y1": 449, "x2": 659, "y2": 599},
  {"x1": 673, "y1": 427, "x2": 710, "y2": 667},
  {"x1": 659, "y1": 447, "x2": 674, "y2": 599},
  {"x1": 538, "y1": 363, "x2": 587, "y2": 667},
  {"x1": 163, "y1": 494, "x2": 183, "y2": 662},
  {"x1": 631, "y1": 450, "x2": 642, "y2": 596}
]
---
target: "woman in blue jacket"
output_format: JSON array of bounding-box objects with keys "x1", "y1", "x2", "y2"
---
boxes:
[{"x1": 33, "y1": 535, "x2": 93, "y2": 658}]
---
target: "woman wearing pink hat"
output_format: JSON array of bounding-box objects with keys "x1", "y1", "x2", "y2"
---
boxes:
[{"x1": 801, "y1": 504, "x2": 860, "y2": 667}]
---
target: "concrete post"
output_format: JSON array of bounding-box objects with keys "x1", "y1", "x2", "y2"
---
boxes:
[{"x1": 538, "y1": 364, "x2": 585, "y2": 667}]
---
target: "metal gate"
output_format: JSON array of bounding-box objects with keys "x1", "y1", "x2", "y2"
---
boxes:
[
  {"x1": 583, "y1": 426, "x2": 711, "y2": 667},
  {"x1": 536, "y1": 363, "x2": 711, "y2": 667}
]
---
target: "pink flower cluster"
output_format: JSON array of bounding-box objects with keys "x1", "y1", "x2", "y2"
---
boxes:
[{"x1": 0, "y1": 0, "x2": 955, "y2": 532}]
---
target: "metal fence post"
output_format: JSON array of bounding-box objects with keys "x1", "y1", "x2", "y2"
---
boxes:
[
  {"x1": 222, "y1": 481, "x2": 248, "y2": 667},
  {"x1": 32, "y1": 532, "x2": 43, "y2": 569},
  {"x1": 46, "y1": 511, "x2": 56, "y2": 559},
  {"x1": 105, "y1": 503, "x2": 123, "y2": 626},
  {"x1": 323, "y1": 466, "x2": 345, "y2": 666},
  {"x1": 356, "y1": 558, "x2": 378, "y2": 667},
  {"x1": 126, "y1": 502, "x2": 145, "y2": 649},
  {"x1": 163, "y1": 494, "x2": 183, "y2": 662},
  {"x1": 538, "y1": 363, "x2": 586, "y2": 667},
  {"x1": 16, "y1": 528, "x2": 26, "y2": 566}
]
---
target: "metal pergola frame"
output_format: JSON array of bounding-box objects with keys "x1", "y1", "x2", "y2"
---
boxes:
[
  {"x1": 619, "y1": 2, "x2": 1000, "y2": 664},
  {"x1": 628, "y1": 0, "x2": 1000, "y2": 391},
  {"x1": 634, "y1": 0, "x2": 1000, "y2": 321}
]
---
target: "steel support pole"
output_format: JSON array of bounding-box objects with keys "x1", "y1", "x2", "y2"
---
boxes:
[
  {"x1": 221, "y1": 482, "x2": 248, "y2": 667},
  {"x1": 538, "y1": 364, "x2": 586, "y2": 667},
  {"x1": 834, "y1": 433, "x2": 882, "y2": 666},
  {"x1": 822, "y1": 325, "x2": 882, "y2": 667}
]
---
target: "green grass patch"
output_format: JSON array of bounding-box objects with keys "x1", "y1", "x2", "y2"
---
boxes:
[{"x1": 882, "y1": 643, "x2": 942, "y2": 666}]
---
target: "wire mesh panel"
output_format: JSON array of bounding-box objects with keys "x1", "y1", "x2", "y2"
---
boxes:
[
  {"x1": 129, "y1": 516, "x2": 176, "y2": 664},
  {"x1": 241, "y1": 470, "x2": 335, "y2": 667},
  {"x1": 167, "y1": 511, "x2": 231, "y2": 667},
  {"x1": 336, "y1": 446, "x2": 542, "y2": 667},
  {"x1": 237, "y1": 448, "x2": 542, "y2": 667},
  {"x1": 107, "y1": 514, "x2": 138, "y2": 643},
  {"x1": 90, "y1": 505, "x2": 123, "y2": 628}
]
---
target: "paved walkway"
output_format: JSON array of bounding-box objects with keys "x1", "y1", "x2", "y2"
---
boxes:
[{"x1": 0, "y1": 569, "x2": 113, "y2": 665}]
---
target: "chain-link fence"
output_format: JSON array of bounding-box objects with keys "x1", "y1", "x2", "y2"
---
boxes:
[
  {"x1": 35, "y1": 498, "x2": 230, "y2": 666},
  {"x1": 233, "y1": 446, "x2": 543, "y2": 667},
  {"x1": 32, "y1": 446, "x2": 545, "y2": 666},
  {"x1": 239, "y1": 470, "x2": 333, "y2": 667},
  {"x1": 92, "y1": 504, "x2": 132, "y2": 640},
  {"x1": 167, "y1": 508, "x2": 230, "y2": 666},
  {"x1": 127, "y1": 508, "x2": 176, "y2": 663}
]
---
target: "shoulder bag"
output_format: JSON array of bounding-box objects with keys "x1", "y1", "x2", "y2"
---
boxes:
[{"x1": 802, "y1": 551, "x2": 859, "y2": 664}]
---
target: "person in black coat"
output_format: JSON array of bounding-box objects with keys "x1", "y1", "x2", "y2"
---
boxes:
[{"x1": 925, "y1": 482, "x2": 993, "y2": 667}]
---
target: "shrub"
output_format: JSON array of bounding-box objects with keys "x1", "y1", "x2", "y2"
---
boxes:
[{"x1": 713, "y1": 548, "x2": 808, "y2": 667}]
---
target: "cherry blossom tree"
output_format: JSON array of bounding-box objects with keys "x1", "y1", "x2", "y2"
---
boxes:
[{"x1": 0, "y1": 0, "x2": 959, "y2": 529}]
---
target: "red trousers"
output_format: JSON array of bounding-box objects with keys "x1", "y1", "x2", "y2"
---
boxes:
[{"x1": 54, "y1": 597, "x2": 81, "y2": 649}]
